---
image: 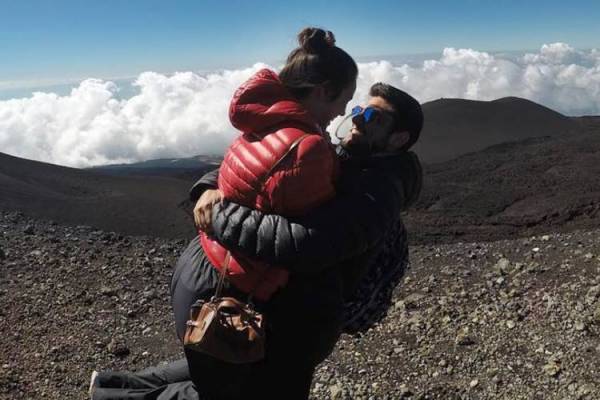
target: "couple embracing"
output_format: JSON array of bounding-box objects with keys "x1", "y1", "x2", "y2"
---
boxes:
[{"x1": 91, "y1": 26, "x2": 423, "y2": 400}]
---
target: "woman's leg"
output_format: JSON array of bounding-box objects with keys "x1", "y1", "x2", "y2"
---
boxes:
[{"x1": 170, "y1": 236, "x2": 220, "y2": 341}]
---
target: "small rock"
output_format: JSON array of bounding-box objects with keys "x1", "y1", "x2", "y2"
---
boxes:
[
  {"x1": 593, "y1": 306, "x2": 600, "y2": 322},
  {"x1": 568, "y1": 383, "x2": 578, "y2": 393},
  {"x1": 585, "y1": 285, "x2": 600, "y2": 305},
  {"x1": 23, "y1": 225, "x2": 34, "y2": 235},
  {"x1": 495, "y1": 258, "x2": 510, "y2": 274},
  {"x1": 577, "y1": 384, "x2": 593, "y2": 397},
  {"x1": 403, "y1": 293, "x2": 425, "y2": 308},
  {"x1": 329, "y1": 384, "x2": 343, "y2": 400},
  {"x1": 543, "y1": 360, "x2": 561, "y2": 377},
  {"x1": 399, "y1": 384, "x2": 413, "y2": 398},
  {"x1": 107, "y1": 338, "x2": 130, "y2": 357},
  {"x1": 506, "y1": 320, "x2": 516, "y2": 329},
  {"x1": 469, "y1": 379, "x2": 479, "y2": 388},
  {"x1": 455, "y1": 330, "x2": 475, "y2": 346},
  {"x1": 100, "y1": 286, "x2": 116, "y2": 296}
]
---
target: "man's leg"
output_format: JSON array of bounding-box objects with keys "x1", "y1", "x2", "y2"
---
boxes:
[{"x1": 91, "y1": 359, "x2": 192, "y2": 400}]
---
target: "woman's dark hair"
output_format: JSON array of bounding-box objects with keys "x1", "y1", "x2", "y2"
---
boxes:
[
  {"x1": 369, "y1": 83, "x2": 424, "y2": 150},
  {"x1": 279, "y1": 27, "x2": 358, "y2": 100}
]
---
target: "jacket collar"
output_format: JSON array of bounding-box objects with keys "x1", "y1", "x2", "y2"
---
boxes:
[{"x1": 228, "y1": 69, "x2": 321, "y2": 136}]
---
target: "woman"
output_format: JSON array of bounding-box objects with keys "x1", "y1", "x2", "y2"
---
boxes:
[
  {"x1": 175, "y1": 27, "x2": 359, "y2": 399},
  {"x1": 198, "y1": 26, "x2": 357, "y2": 304}
]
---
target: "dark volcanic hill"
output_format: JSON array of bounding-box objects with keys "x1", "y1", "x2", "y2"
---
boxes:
[
  {"x1": 90, "y1": 154, "x2": 221, "y2": 180},
  {"x1": 0, "y1": 152, "x2": 196, "y2": 238},
  {"x1": 413, "y1": 97, "x2": 578, "y2": 163},
  {"x1": 406, "y1": 116, "x2": 600, "y2": 243}
]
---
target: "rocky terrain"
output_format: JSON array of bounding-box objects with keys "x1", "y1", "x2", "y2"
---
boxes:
[
  {"x1": 406, "y1": 116, "x2": 600, "y2": 244},
  {"x1": 2, "y1": 211, "x2": 600, "y2": 400}
]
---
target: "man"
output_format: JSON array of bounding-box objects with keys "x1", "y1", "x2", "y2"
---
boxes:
[{"x1": 90, "y1": 84, "x2": 423, "y2": 400}]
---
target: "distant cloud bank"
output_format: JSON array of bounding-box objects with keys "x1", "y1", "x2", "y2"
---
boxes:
[{"x1": 1, "y1": 43, "x2": 599, "y2": 167}]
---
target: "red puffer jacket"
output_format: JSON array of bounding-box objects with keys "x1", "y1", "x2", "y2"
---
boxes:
[{"x1": 200, "y1": 68, "x2": 339, "y2": 301}]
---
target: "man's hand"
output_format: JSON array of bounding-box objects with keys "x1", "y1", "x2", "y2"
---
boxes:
[{"x1": 194, "y1": 189, "x2": 223, "y2": 233}]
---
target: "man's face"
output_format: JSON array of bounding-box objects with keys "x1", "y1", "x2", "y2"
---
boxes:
[{"x1": 341, "y1": 96, "x2": 400, "y2": 156}]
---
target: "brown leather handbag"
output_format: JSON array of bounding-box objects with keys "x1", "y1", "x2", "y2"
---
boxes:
[{"x1": 184, "y1": 253, "x2": 266, "y2": 364}]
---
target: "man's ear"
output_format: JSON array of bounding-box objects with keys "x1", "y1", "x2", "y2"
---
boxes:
[{"x1": 388, "y1": 131, "x2": 411, "y2": 151}]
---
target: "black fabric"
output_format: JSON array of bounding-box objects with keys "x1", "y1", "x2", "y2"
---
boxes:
[
  {"x1": 342, "y1": 219, "x2": 409, "y2": 333},
  {"x1": 189, "y1": 169, "x2": 220, "y2": 202}
]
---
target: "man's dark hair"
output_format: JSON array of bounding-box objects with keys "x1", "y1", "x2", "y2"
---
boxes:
[{"x1": 369, "y1": 83, "x2": 423, "y2": 150}]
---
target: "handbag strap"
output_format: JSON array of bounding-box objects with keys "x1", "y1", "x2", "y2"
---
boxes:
[
  {"x1": 214, "y1": 251, "x2": 232, "y2": 299},
  {"x1": 248, "y1": 132, "x2": 310, "y2": 194}
]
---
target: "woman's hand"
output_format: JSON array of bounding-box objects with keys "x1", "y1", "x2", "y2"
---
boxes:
[{"x1": 194, "y1": 189, "x2": 223, "y2": 233}]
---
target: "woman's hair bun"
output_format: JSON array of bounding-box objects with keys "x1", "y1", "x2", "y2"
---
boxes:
[{"x1": 297, "y1": 27, "x2": 336, "y2": 53}]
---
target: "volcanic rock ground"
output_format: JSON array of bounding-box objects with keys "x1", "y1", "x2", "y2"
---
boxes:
[{"x1": 2, "y1": 211, "x2": 600, "y2": 400}]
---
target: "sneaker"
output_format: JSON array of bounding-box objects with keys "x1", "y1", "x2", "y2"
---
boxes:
[{"x1": 88, "y1": 370, "x2": 98, "y2": 399}]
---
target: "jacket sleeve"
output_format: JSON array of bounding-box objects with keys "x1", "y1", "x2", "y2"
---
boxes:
[
  {"x1": 211, "y1": 152, "x2": 422, "y2": 273},
  {"x1": 189, "y1": 168, "x2": 219, "y2": 202}
]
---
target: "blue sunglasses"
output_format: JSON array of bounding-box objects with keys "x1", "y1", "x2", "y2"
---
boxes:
[
  {"x1": 351, "y1": 105, "x2": 397, "y2": 124},
  {"x1": 351, "y1": 105, "x2": 378, "y2": 123}
]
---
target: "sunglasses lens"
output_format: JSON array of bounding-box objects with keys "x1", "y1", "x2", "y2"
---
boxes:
[
  {"x1": 351, "y1": 105, "x2": 363, "y2": 116},
  {"x1": 363, "y1": 107, "x2": 375, "y2": 122}
]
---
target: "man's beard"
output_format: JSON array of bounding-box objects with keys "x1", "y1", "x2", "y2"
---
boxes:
[{"x1": 342, "y1": 138, "x2": 372, "y2": 158}]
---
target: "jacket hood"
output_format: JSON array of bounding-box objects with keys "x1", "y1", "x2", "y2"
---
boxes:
[{"x1": 229, "y1": 69, "x2": 320, "y2": 136}]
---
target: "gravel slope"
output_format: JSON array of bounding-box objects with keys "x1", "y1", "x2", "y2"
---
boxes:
[{"x1": 1, "y1": 211, "x2": 599, "y2": 400}]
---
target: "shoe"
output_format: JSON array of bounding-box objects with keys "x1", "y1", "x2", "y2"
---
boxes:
[{"x1": 88, "y1": 370, "x2": 98, "y2": 399}]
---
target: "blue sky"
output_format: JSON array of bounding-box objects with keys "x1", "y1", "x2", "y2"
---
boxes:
[{"x1": 1, "y1": 0, "x2": 599, "y2": 86}]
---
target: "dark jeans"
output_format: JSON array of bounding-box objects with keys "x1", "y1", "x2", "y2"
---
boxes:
[
  {"x1": 91, "y1": 359, "x2": 199, "y2": 400},
  {"x1": 170, "y1": 237, "x2": 343, "y2": 400}
]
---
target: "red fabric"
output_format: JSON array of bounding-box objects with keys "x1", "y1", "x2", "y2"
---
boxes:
[{"x1": 201, "y1": 68, "x2": 339, "y2": 301}]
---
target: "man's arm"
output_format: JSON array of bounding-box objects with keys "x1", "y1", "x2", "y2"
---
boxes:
[{"x1": 189, "y1": 168, "x2": 219, "y2": 202}]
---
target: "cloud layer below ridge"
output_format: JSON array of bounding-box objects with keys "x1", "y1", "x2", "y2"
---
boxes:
[{"x1": 1, "y1": 43, "x2": 599, "y2": 167}]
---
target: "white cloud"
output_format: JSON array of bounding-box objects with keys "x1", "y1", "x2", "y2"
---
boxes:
[{"x1": 1, "y1": 44, "x2": 600, "y2": 167}]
